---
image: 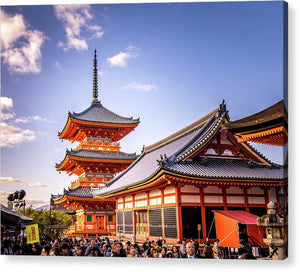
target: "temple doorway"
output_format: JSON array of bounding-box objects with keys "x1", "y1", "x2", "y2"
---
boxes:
[
  {"x1": 96, "y1": 215, "x2": 105, "y2": 230},
  {"x1": 182, "y1": 206, "x2": 202, "y2": 240}
]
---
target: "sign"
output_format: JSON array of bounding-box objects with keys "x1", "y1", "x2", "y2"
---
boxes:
[
  {"x1": 197, "y1": 224, "x2": 201, "y2": 231},
  {"x1": 26, "y1": 224, "x2": 40, "y2": 244}
]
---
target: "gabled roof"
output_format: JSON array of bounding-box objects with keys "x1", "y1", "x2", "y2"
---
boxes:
[
  {"x1": 94, "y1": 101, "x2": 285, "y2": 197},
  {"x1": 68, "y1": 101, "x2": 140, "y2": 125}
]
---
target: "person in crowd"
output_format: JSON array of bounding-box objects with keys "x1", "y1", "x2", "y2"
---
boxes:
[
  {"x1": 85, "y1": 239, "x2": 99, "y2": 256},
  {"x1": 238, "y1": 239, "x2": 252, "y2": 256},
  {"x1": 213, "y1": 238, "x2": 222, "y2": 259},
  {"x1": 202, "y1": 241, "x2": 214, "y2": 258},
  {"x1": 41, "y1": 244, "x2": 51, "y2": 256},
  {"x1": 179, "y1": 239, "x2": 186, "y2": 255},
  {"x1": 101, "y1": 243, "x2": 112, "y2": 257},
  {"x1": 154, "y1": 239, "x2": 162, "y2": 253},
  {"x1": 172, "y1": 245, "x2": 180, "y2": 258},
  {"x1": 182, "y1": 242, "x2": 202, "y2": 259},
  {"x1": 159, "y1": 246, "x2": 168, "y2": 258},
  {"x1": 127, "y1": 244, "x2": 138, "y2": 257},
  {"x1": 111, "y1": 242, "x2": 126, "y2": 257}
]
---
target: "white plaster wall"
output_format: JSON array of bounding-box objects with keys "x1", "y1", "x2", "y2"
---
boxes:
[
  {"x1": 248, "y1": 187, "x2": 265, "y2": 195},
  {"x1": 204, "y1": 186, "x2": 222, "y2": 194},
  {"x1": 164, "y1": 195, "x2": 176, "y2": 204},
  {"x1": 204, "y1": 195, "x2": 223, "y2": 203},
  {"x1": 164, "y1": 186, "x2": 175, "y2": 194},
  {"x1": 180, "y1": 185, "x2": 200, "y2": 193},
  {"x1": 248, "y1": 196, "x2": 265, "y2": 205},
  {"x1": 181, "y1": 194, "x2": 200, "y2": 203},
  {"x1": 135, "y1": 200, "x2": 147, "y2": 207},
  {"x1": 150, "y1": 197, "x2": 162, "y2": 206},
  {"x1": 135, "y1": 192, "x2": 147, "y2": 200},
  {"x1": 227, "y1": 196, "x2": 244, "y2": 204},
  {"x1": 149, "y1": 189, "x2": 161, "y2": 197},
  {"x1": 226, "y1": 186, "x2": 243, "y2": 194},
  {"x1": 124, "y1": 202, "x2": 133, "y2": 208}
]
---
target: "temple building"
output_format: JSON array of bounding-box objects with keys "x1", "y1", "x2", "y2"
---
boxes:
[
  {"x1": 52, "y1": 51, "x2": 139, "y2": 237},
  {"x1": 53, "y1": 51, "x2": 287, "y2": 244},
  {"x1": 93, "y1": 100, "x2": 287, "y2": 244}
]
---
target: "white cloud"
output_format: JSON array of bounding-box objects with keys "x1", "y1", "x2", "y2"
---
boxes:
[
  {"x1": 107, "y1": 45, "x2": 139, "y2": 68},
  {"x1": 54, "y1": 4, "x2": 104, "y2": 51},
  {"x1": 0, "y1": 96, "x2": 55, "y2": 148},
  {"x1": 1, "y1": 176, "x2": 23, "y2": 184},
  {"x1": 0, "y1": 10, "x2": 46, "y2": 74},
  {"x1": 122, "y1": 82, "x2": 158, "y2": 92},
  {"x1": 28, "y1": 182, "x2": 47, "y2": 188},
  {"x1": 14, "y1": 115, "x2": 56, "y2": 124},
  {"x1": 0, "y1": 97, "x2": 13, "y2": 110},
  {"x1": 0, "y1": 121, "x2": 36, "y2": 148},
  {"x1": 0, "y1": 97, "x2": 15, "y2": 120},
  {"x1": 107, "y1": 52, "x2": 132, "y2": 68}
]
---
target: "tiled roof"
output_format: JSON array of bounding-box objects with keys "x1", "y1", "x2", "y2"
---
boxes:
[
  {"x1": 94, "y1": 107, "x2": 222, "y2": 195},
  {"x1": 224, "y1": 100, "x2": 287, "y2": 131},
  {"x1": 69, "y1": 101, "x2": 139, "y2": 125},
  {"x1": 64, "y1": 187, "x2": 94, "y2": 198},
  {"x1": 165, "y1": 158, "x2": 285, "y2": 180},
  {"x1": 94, "y1": 102, "x2": 285, "y2": 197},
  {"x1": 66, "y1": 149, "x2": 137, "y2": 161}
]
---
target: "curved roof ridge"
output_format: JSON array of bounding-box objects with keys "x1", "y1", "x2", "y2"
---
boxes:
[
  {"x1": 144, "y1": 107, "x2": 219, "y2": 154},
  {"x1": 69, "y1": 102, "x2": 140, "y2": 124},
  {"x1": 173, "y1": 111, "x2": 223, "y2": 162}
]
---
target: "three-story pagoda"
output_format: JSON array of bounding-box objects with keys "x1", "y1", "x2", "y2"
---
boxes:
[{"x1": 53, "y1": 50, "x2": 139, "y2": 237}]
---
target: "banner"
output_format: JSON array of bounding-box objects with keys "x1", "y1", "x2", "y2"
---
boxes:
[{"x1": 26, "y1": 224, "x2": 40, "y2": 244}]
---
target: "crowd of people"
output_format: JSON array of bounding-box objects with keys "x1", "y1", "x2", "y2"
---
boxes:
[{"x1": 2, "y1": 236, "x2": 222, "y2": 258}]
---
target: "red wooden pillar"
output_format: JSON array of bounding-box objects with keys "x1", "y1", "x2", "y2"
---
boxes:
[
  {"x1": 175, "y1": 185, "x2": 183, "y2": 242},
  {"x1": 200, "y1": 186, "x2": 206, "y2": 243},
  {"x1": 161, "y1": 188, "x2": 165, "y2": 239}
]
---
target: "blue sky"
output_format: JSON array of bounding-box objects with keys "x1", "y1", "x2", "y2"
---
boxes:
[{"x1": 1, "y1": 1, "x2": 286, "y2": 208}]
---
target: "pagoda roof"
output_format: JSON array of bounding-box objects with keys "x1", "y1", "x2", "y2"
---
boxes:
[
  {"x1": 68, "y1": 101, "x2": 139, "y2": 125},
  {"x1": 224, "y1": 99, "x2": 287, "y2": 133},
  {"x1": 52, "y1": 187, "x2": 94, "y2": 203},
  {"x1": 66, "y1": 149, "x2": 136, "y2": 160},
  {"x1": 56, "y1": 149, "x2": 137, "y2": 171},
  {"x1": 94, "y1": 101, "x2": 285, "y2": 197}
]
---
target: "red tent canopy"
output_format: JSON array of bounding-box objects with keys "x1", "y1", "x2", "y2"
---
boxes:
[{"x1": 214, "y1": 211, "x2": 265, "y2": 248}]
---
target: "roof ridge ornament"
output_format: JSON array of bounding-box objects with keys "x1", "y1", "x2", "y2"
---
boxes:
[
  {"x1": 92, "y1": 49, "x2": 100, "y2": 104},
  {"x1": 218, "y1": 99, "x2": 230, "y2": 120}
]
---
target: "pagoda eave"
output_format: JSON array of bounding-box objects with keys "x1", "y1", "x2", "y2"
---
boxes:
[{"x1": 59, "y1": 117, "x2": 138, "y2": 142}]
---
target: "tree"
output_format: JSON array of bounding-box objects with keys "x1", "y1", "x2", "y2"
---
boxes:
[{"x1": 25, "y1": 207, "x2": 72, "y2": 240}]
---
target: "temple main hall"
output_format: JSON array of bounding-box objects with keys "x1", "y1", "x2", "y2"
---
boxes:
[{"x1": 52, "y1": 51, "x2": 287, "y2": 245}]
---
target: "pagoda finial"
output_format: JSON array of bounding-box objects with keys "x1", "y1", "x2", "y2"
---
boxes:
[{"x1": 92, "y1": 49, "x2": 99, "y2": 104}]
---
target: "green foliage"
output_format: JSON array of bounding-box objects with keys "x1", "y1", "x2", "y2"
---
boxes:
[{"x1": 24, "y1": 207, "x2": 72, "y2": 240}]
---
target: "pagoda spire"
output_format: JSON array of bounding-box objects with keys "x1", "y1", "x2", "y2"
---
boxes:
[{"x1": 92, "y1": 49, "x2": 99, "y2": 104}]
